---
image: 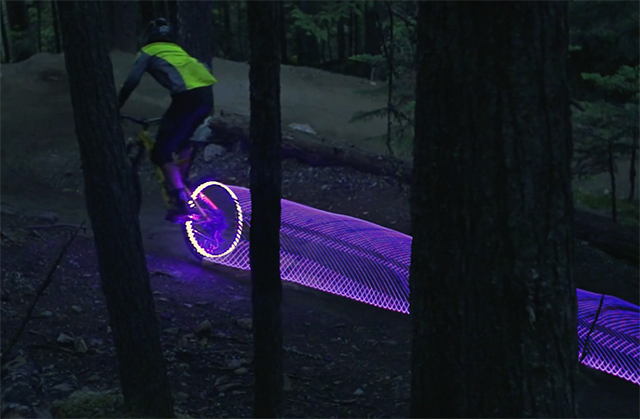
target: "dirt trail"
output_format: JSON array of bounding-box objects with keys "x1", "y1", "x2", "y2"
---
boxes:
[{"x1": 1, "y1": 52, "x2": 638, "y2": 417}]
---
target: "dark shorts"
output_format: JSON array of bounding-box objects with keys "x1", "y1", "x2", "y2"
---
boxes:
[{"x1": 151, "y1": 86, "x2": 214, "y2": 165}]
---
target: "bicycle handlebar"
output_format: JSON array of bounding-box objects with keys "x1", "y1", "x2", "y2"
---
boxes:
[{"x1": 121, "y1": 115, "x2": 162, "y2": 128}]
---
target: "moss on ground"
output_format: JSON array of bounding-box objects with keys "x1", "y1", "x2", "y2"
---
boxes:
[{"x1": 53, "y1": 389, "x2": 192, "y2": 418}]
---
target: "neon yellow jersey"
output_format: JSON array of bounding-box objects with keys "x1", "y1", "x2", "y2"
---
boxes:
[{"x1": 119, "y1": 42, "x2": 216, "y2": 103}]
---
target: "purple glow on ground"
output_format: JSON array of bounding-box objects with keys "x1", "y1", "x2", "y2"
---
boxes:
[{"x1": 202, "y1": 185, "x2": 640, "y2": 385}]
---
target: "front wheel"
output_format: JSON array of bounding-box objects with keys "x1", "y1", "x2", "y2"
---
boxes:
[{"x1": 182, "y1": 180, "x2": 243, "y2": 261}]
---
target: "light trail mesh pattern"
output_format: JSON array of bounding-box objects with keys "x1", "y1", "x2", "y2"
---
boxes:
[{"x1": 206, "y1": 185, "x2": 640, "y2": 385}]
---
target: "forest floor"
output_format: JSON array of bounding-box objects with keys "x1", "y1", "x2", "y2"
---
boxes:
[{"x1": 1, "y1": 52, "x2": 639, "y2": 418}]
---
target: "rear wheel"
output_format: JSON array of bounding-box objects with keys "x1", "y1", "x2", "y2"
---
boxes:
[{"x1": 182, "y1": 180, "x2": 243, "y2": 261}]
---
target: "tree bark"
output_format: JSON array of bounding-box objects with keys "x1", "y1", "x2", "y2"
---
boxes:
[
  {"x1": 139, "y1": 0, "x2": 155, "y2": 26},
  {"x1": 177, "y1": 0, "x2": 214, "y2": 68},
  {"x1": 0, "y1": 1, "x2": 11, "y2": 62},
  {"x1": 628, "y1": 132, "x2": 638, "y2": 202},
  {"x1": 5, "y1": 0, "x2": 34, "y2": 61},
  {"x1": 337, "y1": 13, "x2": 345, "y2": 61},
  {"x1": 608, "y1": 137, "x2": 618, "y2": 222},
  {"x1": 410, "y1": 3, "x2": 577, "y2": 418},
  {"x1": 57, "y1": 2, "x2": 175, "y2": 417},
  {"x1": 166, "y1": 0, "x2": 178, "y2": 29},
  {"x1": 36, "y1": 1, "x2": 41, "y2": 52},
  {"x1": 247, "y1": 1, "x2": 283, "y2": 417},
  {"x1": 51, "y1": 0, "x2": 61, "y2": 53},
  {"x1": 364, "y1": 0, "x2": 380, "y2": 57},
  {"x1": 111, "y1": 1, "x2": 137, "y2": 52},
  {"x1": 278, "y1": 0, "x2": 288, "y2": 64},
  {"x1": 235, "y1": 1, "x2": 245, "y2": 60},
  {"x1": 177, "y1": 0, "x2": 215, "y2": 110},
  {"x1": 5, "y1": 0, "x2": 28, "y2": 31}
]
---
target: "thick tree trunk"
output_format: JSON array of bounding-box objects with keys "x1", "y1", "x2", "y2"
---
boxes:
[
  {"x1": 57, "y1": 2, "x2": 175, "y2": 417},
  {"x1": 247, "y1": 1, "x2": 283, "y2": 417},
  {"x1": 0, "y1": 1, "x2": 11, "y2": 62},
  {"x1": 111, "y1": 1, "x2": 137, "y2": 52},
  {"x1": 5, "y1": 0, "x2": 28, "y2": 31},
  {"x1": 410, "y1": 3, "x2": 577, "y2": 418}
]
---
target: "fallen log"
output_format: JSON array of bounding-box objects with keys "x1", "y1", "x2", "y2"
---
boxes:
[
  {"x1": 207, "y1": 112, "x2": 639, "y2": 267},
  {"x1": 573, "y1": 210, "x2": 639, "y2": 268}
]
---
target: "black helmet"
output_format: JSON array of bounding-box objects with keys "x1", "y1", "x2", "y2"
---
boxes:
[{"x1": 144, "y1": 18, "x2": 176, "y2": 45}]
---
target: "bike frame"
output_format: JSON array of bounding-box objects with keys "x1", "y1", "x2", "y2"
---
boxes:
[{"x1": 122, "y1": 115, "x2": 209, "y2": 219}]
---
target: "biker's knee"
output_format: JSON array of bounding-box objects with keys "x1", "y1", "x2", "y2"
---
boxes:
[{"x1": 150, "y1": 146, "x2": 172, "y2": 166}]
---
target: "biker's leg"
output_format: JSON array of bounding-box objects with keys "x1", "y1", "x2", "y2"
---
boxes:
[{"x1": 176, "y1": 145, "x2": 195, "y2": 185}]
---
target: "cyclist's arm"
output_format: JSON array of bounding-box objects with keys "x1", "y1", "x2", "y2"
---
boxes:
[{"x1": 118, "y1": 52, "x2": 151, "y2": 108}]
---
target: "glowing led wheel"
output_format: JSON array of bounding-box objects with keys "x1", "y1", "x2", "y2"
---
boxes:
[{"x1": 182, "y1": 181, "x2": 243, "y2": 261}]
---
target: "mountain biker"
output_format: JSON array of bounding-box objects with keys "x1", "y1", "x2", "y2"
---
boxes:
[{"x1": 118, "y1": 18, "x2": 216, "y2": 223}]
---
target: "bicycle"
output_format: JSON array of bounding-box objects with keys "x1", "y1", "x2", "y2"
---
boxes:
[{"x1": 120, "y1": 115, "x2": 244, "y2": 261}]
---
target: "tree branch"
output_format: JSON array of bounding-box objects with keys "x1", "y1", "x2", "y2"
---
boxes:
[{"x1": 0, "y1": 222, "x2": 86, "y2": 365}]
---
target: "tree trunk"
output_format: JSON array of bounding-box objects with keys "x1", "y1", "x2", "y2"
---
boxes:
[
  {"x1": 628, "y1": 132, "x2": 638, "y2": 202},
  {"x1": 347, "y1": 8, "x2": 353, "y2": 56},
  {"x1": 57, "y1": 2, "x2": 175, "y2": 417},
  {"x1": 247, "y1": 1, "x2": 283, "y2": 417},
  {"x1": 51, "y1": 0, "x2": 61, "y2": 53},
  {"x1": 167, "y1": 0, "x2": 178, "y2": 29},
  {"x1": 296, "y1": 0, "x2": 318, "y2": 66},
  {"x1": 235, "y1": 1, "x2": 245, "y2": 60},
  {"x1": 177, "y1": 0, "x2": 214, "y2": 110},
  {"x1": 278, "y1": 0, "x2": 288, "y2": 64},
  {"x1": 220, "y1": 0, "x2": 232, "y2": 59},
  {"x1": 608, "y1": 137, "x2": 617, "y2": 222},
  {"x1": 139, "y1": 0, "x2": 155, "y2": 26},
  {"x1": 353, "y1": 2, "x2": 360, "y2": 55},
  {"x1": 0, "y1": 1, "x2": 11, "y2": 62},
  {"x1": 410, "y1": 3, "x2": 577, "y2": 418},
  {"x1": 337, "y1": 14, "x2": 345, "y2": 61},
  {"x1": 177, "y1": 0, "x2": 214, "y2": 69},
  {"x1": 5, "y1": 0, "x2": 28, "y2": 31},
  {"x1": 111, "y1": 1, "x2": 137, "y2": 52},
  {"x1": 5, "y1": 0, "x2": 34, "y2": 61},
  {"x1": 36, "y1": 1, "x2": 41, "y2": 52},
  {"x1": 364, "y1": 1, "x2": 380, "y2": 57}
]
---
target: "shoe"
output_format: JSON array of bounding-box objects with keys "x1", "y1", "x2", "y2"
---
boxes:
[{"x1": 165, "y1": 189, "x2": 196, "y2": 224}]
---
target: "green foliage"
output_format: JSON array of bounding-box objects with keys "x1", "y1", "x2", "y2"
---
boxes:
[
  {"x1": 291, "y1": 7, "x2": 328, "y2": 42},
  {"x1": 349, "y1": 1, "x2": 418, "y2": 156},
  {"x1": 573, "y1": 65, "x2": 639, "y2": 179},
  {"x1": 569, "y1": 1, "x2": 639, "y2": 101},
  {"x1": 582, "y1": 65, "x2": 640, "y2": 100},
  {"x1": 349, "y1": 52, "x2": 386, "y2": 66},
  {"x1": 291, "y1": 1, "x2": 362, "y2": 46}
]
